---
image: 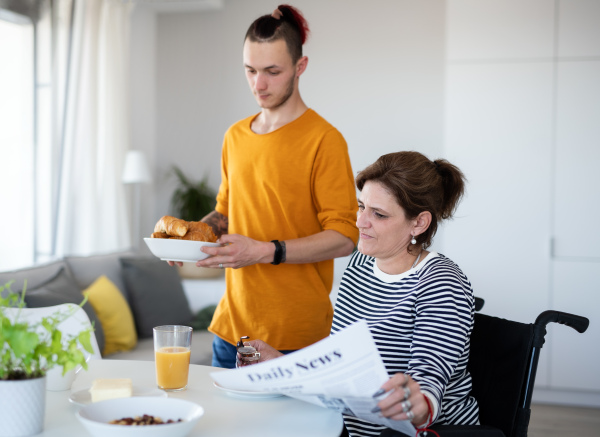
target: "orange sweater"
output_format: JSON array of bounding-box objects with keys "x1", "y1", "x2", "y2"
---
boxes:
[{"x1": 208, "y1": 109, "x2": 359, "y2": 350}]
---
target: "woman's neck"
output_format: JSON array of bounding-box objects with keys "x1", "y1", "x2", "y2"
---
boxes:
[{"x1": 376, "y1": 249, "x2": 428, "y2": 275}]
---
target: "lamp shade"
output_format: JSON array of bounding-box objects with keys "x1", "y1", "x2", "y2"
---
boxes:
[{"x1": 122, "y1": 150, "x2": 151, "y2": 184}]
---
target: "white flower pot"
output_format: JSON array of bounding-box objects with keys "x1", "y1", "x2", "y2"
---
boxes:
[
  {"x1": 46, "y1": 366, "x2": 77, "y2": 391},
  {"x1": 0, "y1": 376, "x2": 46, "y2": 437}
]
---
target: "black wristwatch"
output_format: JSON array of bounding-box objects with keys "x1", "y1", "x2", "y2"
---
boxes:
[{"x1": 271, "y1": 240, "x2": 286, "y2": 265}]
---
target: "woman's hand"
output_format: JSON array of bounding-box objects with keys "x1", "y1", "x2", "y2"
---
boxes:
[
  {"x1": 372, "y1": 373, "x2": 429, "y2": 426},
  {"x1": 236, "y1": 340, "x2": 284, "y2": 367}
]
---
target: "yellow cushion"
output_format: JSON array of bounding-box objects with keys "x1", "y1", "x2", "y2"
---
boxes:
[{"x1": 83, "y1": 275, "x2": 137, "y2": 356}]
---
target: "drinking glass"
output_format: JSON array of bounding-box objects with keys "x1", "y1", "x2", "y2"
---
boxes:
[{"x1": 153, "y1": 325, "x2": 192, "y2": 391}]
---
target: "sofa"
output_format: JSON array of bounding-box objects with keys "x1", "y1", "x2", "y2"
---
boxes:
[{"x1": 0, "y1": 251, "x2": 215, "y2": 365}]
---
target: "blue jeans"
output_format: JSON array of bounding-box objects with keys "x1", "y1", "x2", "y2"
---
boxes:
[{"x1": 211, "y1": 336, "x2": 296, "y2": 369}]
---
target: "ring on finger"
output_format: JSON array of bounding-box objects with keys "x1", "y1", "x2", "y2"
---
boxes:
[
  {"x1": 406, "y1": 410, "x2": 415, "y2": 421},
  {"x1": 218, "y1": 263, "x2": 223, "y2": 269},
  {"x1": 400, "y1": 400, "x2": 412, "y2": 412},
  {"x1": 403, "y1": 386, "x2": 411, "y2": 400}
]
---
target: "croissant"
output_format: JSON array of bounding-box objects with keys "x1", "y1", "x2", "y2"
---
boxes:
[
  {"x1": 153, "y1": 215, "x2": 188, "y2": 237},
  {"x1": 184, "y1": 222, "x2": 218, "y2": 242},
  {"x1": 151, "y1": 231, "x2": 170, "y2": 239}
]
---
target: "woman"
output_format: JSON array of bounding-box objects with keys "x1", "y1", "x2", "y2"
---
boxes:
[{"x1": 241, "y1": 151, "x2": 479, "y2": 436}]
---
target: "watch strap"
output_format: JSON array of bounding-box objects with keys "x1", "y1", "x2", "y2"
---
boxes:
[{"x1": 271, "y1": 240, "x2": 283, "y2": 265}]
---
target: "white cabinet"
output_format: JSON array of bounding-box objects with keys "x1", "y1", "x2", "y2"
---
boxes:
[
  {"x1": 554, "y1": 61, "x2": 600, "y2": 259},
  {"x1": 444, "y1": 61, "x2": 554, "y2": 325},
  {"x1": 446, "y1": 0, "x2": 555, "y2": 60},
  {"x1": 444, "y1": 0, "x2": 600, "y2": 406},
  {"x1": 558, "y1": 0, "x2": 600, "y2": 58},
  {"x1": 550, "y1": 261, "x2": 600, "y2": 391}
]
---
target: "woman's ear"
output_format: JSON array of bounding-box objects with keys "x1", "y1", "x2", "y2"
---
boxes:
[{"x1": 413, "y1": 211, "x2": 432, "y2": 236}]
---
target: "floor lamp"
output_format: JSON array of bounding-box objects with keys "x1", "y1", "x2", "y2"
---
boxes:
[{"x1": 122, "y1": 150, "x2": 151, "y2": 250}]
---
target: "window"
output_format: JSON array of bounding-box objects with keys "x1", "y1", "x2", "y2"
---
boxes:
[
  {"x1": 0, "y1": 1, "x2": 57, "y2": 270},
  {"x1": 0, "y1": 13, "x2": 35, "y2": 270}
]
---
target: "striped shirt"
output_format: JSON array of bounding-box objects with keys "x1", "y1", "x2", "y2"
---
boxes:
[{"x1": 331, "y1": 251, "x2": 479, "y2": 437}]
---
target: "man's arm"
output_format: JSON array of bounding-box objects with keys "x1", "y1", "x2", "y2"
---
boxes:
[
  {"x1": 278, "y1": 230, "x2": 354, "y2": 264},
  {"x1": 196, "y1": 230, "x2": 355, "y2": 269},
  {"x1": 201, "y1": 210, "x2": 228, "y2": 238}
]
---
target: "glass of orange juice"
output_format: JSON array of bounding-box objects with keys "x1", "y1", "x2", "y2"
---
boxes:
[{"x1": 153, "y1": 325, "x2": 192, "y2": 391}]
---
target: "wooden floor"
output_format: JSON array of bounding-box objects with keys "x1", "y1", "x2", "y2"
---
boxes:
[{"x1": 529, "y1": 403, "x2": 600, "y2": 437}]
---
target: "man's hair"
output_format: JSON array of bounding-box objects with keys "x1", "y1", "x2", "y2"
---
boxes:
[{"x1": 244, "y1": 4, "x2": 310, "y2": 64}]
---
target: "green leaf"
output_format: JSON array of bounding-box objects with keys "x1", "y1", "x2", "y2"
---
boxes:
[
  {"x1": 7, "y1": 328, "x2": 39, "y2": 357},
  {"x1": 50, "y1": 330, "x2": 63, "y2": 354},
  {"x1": 1, "y1": 280, "x2": 94, "y2": 380},
  {"x1": 78, "y1": 330, "x2": 94, "y2": 354}
]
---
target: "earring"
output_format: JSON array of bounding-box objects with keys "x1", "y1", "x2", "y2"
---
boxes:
[{"x1": 410, "y1": 235, "x2": 417, "y2": 245}]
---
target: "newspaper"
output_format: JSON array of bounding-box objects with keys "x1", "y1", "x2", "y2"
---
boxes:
[{"x1": 209, "y1": 320, "x2": 416, "y2": 436}]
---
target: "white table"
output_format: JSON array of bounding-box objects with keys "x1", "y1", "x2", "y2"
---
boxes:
[{"x1": 41, "y1": 360, "x2": 343, "y2": 437}]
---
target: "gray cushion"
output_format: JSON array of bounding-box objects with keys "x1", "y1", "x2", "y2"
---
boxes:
[
  {"x1": 23, "y1": 266, "x2": 106, "y2": 353},
  {"x1": 0, "y1": 260, "x2": 67, "y2": 298},
  {"x1": 65, "y1": 250, "x2": 135, "y2": 302},
  {"x1": 120, "y1": 257, "x2": 193, "y2": 339}
]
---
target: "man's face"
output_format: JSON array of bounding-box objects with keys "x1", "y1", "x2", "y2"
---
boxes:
[{"x1": 243, "y1": 39, "x2": 298, "y2": 110}]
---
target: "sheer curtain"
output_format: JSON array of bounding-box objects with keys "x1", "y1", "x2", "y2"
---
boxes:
[{"x1": 54, "y1": 0, "x2": 133, "y2": 257}]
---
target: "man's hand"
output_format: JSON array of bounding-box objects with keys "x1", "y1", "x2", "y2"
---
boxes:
[
  {"x1": 196, "y1": 234, "x2": 274, "y2": 269},
  {"x1": 237, "y1": 340, "x2": 283, "y2": 367},
  {"x1": 167, "y1": 261, "x2": 183, "y2": 267}
]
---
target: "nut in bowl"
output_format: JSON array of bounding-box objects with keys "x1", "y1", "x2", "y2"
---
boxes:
[
  {"x1": 144, "y1": 238, "x2": 221, "y2": 263},
  {"x1": 77, "y1": 397, "x2": 204, "y2": 437}
]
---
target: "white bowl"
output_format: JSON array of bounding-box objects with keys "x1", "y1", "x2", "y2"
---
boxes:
[
  {"x1": 76, "y1": 397, "x2": 204, "y2": 437},
  {"x1": 144, "y1": 238, "x2": 221, "y2": 262}
]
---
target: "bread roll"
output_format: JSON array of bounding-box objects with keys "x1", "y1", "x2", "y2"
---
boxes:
[
  {"x1": 186, "y1": 221, "x2": 218, "y2": 242},
  {"x1": 153, "y1": 215, "x2": 188, "y2": 237}
]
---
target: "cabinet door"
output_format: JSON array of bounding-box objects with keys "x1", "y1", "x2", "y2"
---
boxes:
[
  {"x1": 444, "y1": 62, "x2": 554, "y2": 326},
  {"x1": 550, "y1": 261, "x2": 600, "y2": 391},
  {"x1": 553, "y1": 61, "x2": 600, "y2": 259}
]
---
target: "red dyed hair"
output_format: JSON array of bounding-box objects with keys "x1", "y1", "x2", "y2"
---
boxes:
[
  {"x1": 283, "y1": 4, "x2": 309, "y2": 45},
  {"x1": 245, "y1": 4, "x2": 310, "y2": 64}
]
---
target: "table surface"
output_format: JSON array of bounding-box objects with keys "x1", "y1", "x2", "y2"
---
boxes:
[{"x1": 41, "y1": 359, "x2": 343, "y2": 437}]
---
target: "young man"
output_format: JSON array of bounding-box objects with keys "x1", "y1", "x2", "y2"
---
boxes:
[{"x1": 194, "y1": 5, "x2": 359, "y2": 368}]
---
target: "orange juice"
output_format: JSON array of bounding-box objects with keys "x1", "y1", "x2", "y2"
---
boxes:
[{"x1": 155, "y1": 346, "x2": 191, "y2": 390}]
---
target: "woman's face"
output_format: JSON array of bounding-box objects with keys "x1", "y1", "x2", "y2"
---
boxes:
[{"x1": 356, "y1": 181, "x2": 415, "y2": 261}]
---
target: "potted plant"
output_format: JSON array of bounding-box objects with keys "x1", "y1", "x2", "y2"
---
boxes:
[
  {"x1": 170, "y1": 166, "x2": 223, "y2": 279},
  {"x1": 170, "y1": 166, "x2": 217, "y2": 222},
  {"x1": 0, "y1": 280, "x2": 94, "y2": 436}
]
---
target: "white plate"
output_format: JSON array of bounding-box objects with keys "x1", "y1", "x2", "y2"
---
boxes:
[
  {"x1": 69, "y1": 386, "x2": 168, "y2": 407},
  {"x1": 213, "y1": 381, "x2": 283, "y2": 399},
  {"x1": 144, "y1": 238, "x2": 221, "y2": 262},
  {"x1": 77, "y1": 397, "x2": 203, "y2": 437}
]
